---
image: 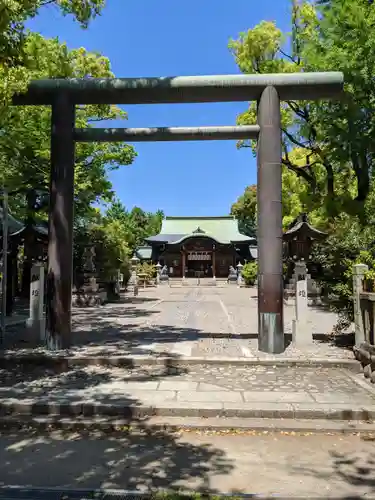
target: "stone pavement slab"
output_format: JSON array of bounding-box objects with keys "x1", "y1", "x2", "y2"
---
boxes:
[
  {"x1": 1, "y1": 428, "x2": 375, "y2": 497},
  {"x1": 2, "y1": 287, "x2": 355, "y2": 363},
  {"x1": 0, "y1": 363, "x2": 374, "y2": 421}
]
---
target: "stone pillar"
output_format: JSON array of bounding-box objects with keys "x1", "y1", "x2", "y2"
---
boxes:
[
  {"x1": 237, "y1": 261, "x2": 243, "y2": 286},
  {"x1": 26, "y1": 262, "x2": 45, "y2": 341},
  {"x1": 182, "y1": 251, "x2": 186, "y2": 279},
  {"x1": 257, "y1": 86, "x2": 284, "y2": 354},
  {"x1": 353, "y1": 263, "x2": 368, "y2": 345},
  {"x1": 292, "y1": 261, "x2": 311, "y2": 346},
  {"x1": 212, "y1": 250, "x2": 216, "y2": 279},
  {"x1": 46, "y1": 93, "x2": 75, "y2": 350}
]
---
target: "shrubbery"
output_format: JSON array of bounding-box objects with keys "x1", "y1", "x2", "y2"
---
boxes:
[{"x1": 241, "y1": 261, "x2": 258, "y2": 286}]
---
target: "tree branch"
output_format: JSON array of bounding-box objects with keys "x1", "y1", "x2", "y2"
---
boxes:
[
  {"x1": 279, "y1": 49, "x2": 297, "y2": 63},
  {"x1": 282, "y1": 128, "x2": 309, "y2": 150}
]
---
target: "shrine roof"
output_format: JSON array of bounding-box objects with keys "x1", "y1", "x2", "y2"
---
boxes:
[
  {"x1": 145, "y1": 216, "x2": 254, "y2": 245},
  {"x1": 283, "y1": 213, "x2": 327, "y2": 241},
  {"x1": 135, "y1": 246, "x2": 152, "y2": 260},
  {"x1": 0, "y1": 208, "x2": 48, "y2": 238}
]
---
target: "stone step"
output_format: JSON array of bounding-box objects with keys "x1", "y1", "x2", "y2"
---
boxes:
[
  {"x1": 1, "y1": 362, "x2": 369, "y2": 428},
  {"x1": 0, "y1": 397, "x2": 374, "y2": 421},
  {"x1": 2, "y1": 415, "x2": 375, "y2": 434},
  {"x1": 0, "y1": 354, "x2": 360, "y2": 369}
]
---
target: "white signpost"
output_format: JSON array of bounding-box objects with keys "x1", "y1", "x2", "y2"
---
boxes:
[
  {"x1": 292, "y1": 261, "x2": 312, "y2": 346},
  {"x1": 26, "y1": 263, "x2": 45, "y2": 341}
]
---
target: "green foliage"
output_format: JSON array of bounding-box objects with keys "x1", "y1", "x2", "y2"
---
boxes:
[
  {"x1": 241, "y1": 261, "x2": 258, "y2": 286},
  {"x1": 74, "y1": 216, "x2": 131, "y2": 283},
  {"x1": 0, "y1": 33, "x2": 136, "y2": 221},
  {"x1": 137, "y1": 262, "x2": 156, "y2": 282},
  {"x1": 231, "y1": 161, "x2": 328, "y2": 232},
  {"x1": 310, "y1": 212, "x2": 375, "y2": 320},
  {"x1": 229, "y1": 0, "x2": 375, "y2": 324},
  {"x1": 230, "y1": 184, "x2": 256, "y2": 236},
  {"x1": 0, "y1": 0, "x2": 105, "y2": 114},
  {"x1": 0, "y1": 0, "x2": 133, "y2": 224},
  {"x1": 91, "y1": 220, "x2": 130, "y2": 281},
  {"x1": 229, "y1": 0, "x2": 375, "y2": 219},
  {"x1": 105, "y1": 199, "x2": 163, "y2": 254}
]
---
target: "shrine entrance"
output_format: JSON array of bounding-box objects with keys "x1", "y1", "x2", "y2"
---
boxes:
[
  {"x1": 12, "y1": 72, "x2": 343, "y2": 353},
  {"x1": 186, "y1": 253, "x2": 212, "y2": 278}
]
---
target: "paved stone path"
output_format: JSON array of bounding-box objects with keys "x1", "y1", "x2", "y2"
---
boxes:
[
  {"x1": 0, "y1": 363, "x2": 374, "y2": 419},
  {"x1": 3, "y1": 286, "x2": 355, "y2": 361},
  {"x1": 1, "y1": 429, "x2": 375, "y2": 497}
]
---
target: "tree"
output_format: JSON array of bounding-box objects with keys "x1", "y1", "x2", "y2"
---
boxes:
[
  {"x1": 230, "y1": 184, "x2": 257, "y2": 237},
  {"x1": 231, "y1": 150, "x2": 331, "y2": 232},
  {"x1": 229, "y1": 0, "x2": 375, "y2": 328},
  {"x1": 105, "y1": 200, "x2": 164, "y2": 254},
  {"x1": 229, "y1": 0, "x2": 375, "y2": 219},
  {"x1": 105, "y1": 201, "x2": 164, "y2": 252},
  {"x1": 73, "y1": 214, "x2": 131, "y2": 290},
  {"x1": 0, "y1": 8, "x2": 137, "y2": 301},
  {"x1": 0, "y1": 33, "x2": 136, "y2": 220},
  {"x1": 0, "y1": 0, "x2": 106, "y2": 118}
]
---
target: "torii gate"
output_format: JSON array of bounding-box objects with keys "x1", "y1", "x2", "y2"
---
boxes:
[{"x1": 13, "y1": 72, "x2": 344, "y2": 352}]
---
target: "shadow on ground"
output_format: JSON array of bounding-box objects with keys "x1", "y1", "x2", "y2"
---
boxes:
[
  {"x1": 0, "y1": 356, "x2": 234, "y2": 494},
  {"x1": 0, "y1": 427, "x2": 233, "y2": 492},
  {"x1": 0, "y1": 290, "x2": 353, "y2": 358},
  {"x1": 0, "y1": 354, "x2": 189, "y2": 404}
]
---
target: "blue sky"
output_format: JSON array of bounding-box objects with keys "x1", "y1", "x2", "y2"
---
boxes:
[{"x1": 28, "y1": 0, "x2": 291, "y2": 216}]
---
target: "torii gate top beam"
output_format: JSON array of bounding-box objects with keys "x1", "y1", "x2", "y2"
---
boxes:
[{"x1": 13, "y1": 72, "x2": 344, "y2": 106}]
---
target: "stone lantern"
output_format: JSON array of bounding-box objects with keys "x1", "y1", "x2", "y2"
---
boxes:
[
  {"x1": 237, "y1": 261, "x2": 243, "y2": 286},
  {"x1": 155, "y1": 261, "x2": 162, "y2": 285},
  {"x1": 131, "y1": 254, "x2": 140, "y2": 269},
  {"x1": 130, "y1": 254, "x2": 140, "y2": 296}
]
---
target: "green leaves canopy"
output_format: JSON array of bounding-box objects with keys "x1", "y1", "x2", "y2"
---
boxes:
[
  {"x1": 105, "y1": 200, "x2": 164, "y2": 254},
  {"x1": 229, "y1": 0, "x2": 375, "y2": 219},
  {"x1": 0, "y1": 32, "x2": 136, "y2": 219}
]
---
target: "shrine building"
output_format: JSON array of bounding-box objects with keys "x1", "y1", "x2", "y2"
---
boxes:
[{"x1": 139, "y1": 216, "x2": 256, "y2": 279}]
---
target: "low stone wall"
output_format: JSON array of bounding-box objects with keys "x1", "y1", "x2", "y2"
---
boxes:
[{"x1": 353, "y1": 342, "x2": 375, "y2": 383}]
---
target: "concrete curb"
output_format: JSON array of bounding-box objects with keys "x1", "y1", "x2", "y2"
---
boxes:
[
  {"x1": 1, "y1": 415, "x2": 375, "y2": 435},
  {"x1": 0, "y1": 486, "x2": 274, "y2": 500},
  {"x1": 0, "y1": 354, "x2": 360, "y2": 370},
  {"x1": 0, "y1": 399, "x2": 374, "y2": 421}
]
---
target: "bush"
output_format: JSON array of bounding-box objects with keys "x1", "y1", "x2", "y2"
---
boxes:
[
  {"x1": 311, "y1": 213, "x2": 375, "y2": 325},
  {"x1": 242, "y1": 261, "x2": 258, "y2": 286},
  {"x1": 137, "y1": 261, "x2": 156, "y2": 282}
]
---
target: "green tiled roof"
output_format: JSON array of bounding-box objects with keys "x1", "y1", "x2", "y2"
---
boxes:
[{"x1": 156, "y1": 216, "x2": 253, "y2": 244}]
